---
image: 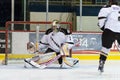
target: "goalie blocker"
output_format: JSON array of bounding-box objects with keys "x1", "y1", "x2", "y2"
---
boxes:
[{"x1": 24, "y1": 42, "x2": 79, "y2": 69}]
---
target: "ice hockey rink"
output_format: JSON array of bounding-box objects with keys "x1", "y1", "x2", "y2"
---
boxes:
[{"x1": 0, "y1": 60, "x2": 120, "y2": 80}]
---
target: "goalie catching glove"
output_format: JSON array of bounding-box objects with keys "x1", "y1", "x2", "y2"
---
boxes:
[{"x1": 27, "y1": 42, "x2": 37, "y2": 53}]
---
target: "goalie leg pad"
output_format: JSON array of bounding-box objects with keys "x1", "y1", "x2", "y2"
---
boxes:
[
  {"x1": 24, "y1": 52, "x2": 61, "y2": 68},
  {"x1": 60, "y1": 43, "x2": 70, "y2": 56},
  {"x1": 24, "y1": 58, "x2": 46, "y2": 69},
  {"x1": 26, "y1": 52, "x2": 57, "y2": 65},
  {"x1": 43, "y1": 54, "x2": 62, "y2": 66},
  {"x1": 63, "y1": 57, "x2": 79, "y2": 67},
  {"x1": 24, "y1": 52, "x2": 57, "y2": 68},
  {"x1": 36, "y1": 52, "x2": 57, "y2": 65}
]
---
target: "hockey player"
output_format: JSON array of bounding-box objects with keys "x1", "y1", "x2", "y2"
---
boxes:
[
  {"x1": 24, "y1": 20, "x2": 79, "y2": 69},
  {"x1": 97, "y1": 0, "x2": 120, "y2": 73}
]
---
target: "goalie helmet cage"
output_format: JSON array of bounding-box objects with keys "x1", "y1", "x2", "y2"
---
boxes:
[{"x1": 4, "y1": 21, "x2": 72, "y2": 65}]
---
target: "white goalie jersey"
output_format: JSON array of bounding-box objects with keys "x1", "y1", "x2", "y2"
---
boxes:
[{"x1": 39, "y1": 28, "x2": 74, "y2": 53}]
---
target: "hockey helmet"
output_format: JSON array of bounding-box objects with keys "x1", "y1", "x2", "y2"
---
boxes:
[
  {"x1": 108, "y1": 0, "x2": 118, "y2": 5},
  {"x1": 52, "y1": 20, "x2": 60, "y2": 28}
]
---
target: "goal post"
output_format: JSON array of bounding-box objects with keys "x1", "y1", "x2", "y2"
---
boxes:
[{"x1": 4, "y1": 21, "x2": 72, "y2": 65}]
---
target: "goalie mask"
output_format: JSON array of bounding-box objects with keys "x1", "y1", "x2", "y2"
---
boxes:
[{"x1": 52, "y1": 20, "x2": 61, "y2": 32}]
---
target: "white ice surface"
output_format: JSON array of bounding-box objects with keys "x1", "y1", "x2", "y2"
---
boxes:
[{"x1": 0, "y1": 60, "x2": 120, "y2": 80}]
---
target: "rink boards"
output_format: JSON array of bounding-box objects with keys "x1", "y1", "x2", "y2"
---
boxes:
[
  {"x1": 0, "y1": 51, "x2": 120, "y2": 62},
  {"x1": 72, "y1": 51, "x2": 120, "y2": 60}
]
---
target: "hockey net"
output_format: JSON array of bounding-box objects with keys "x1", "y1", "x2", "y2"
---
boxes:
[{"x1": 4, "y1": 21, "x2": 72, "y2": 65}]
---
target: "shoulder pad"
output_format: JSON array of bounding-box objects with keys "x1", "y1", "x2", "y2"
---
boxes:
[
  {"x1": 59, "y1": 28, "x2": 71, "y2": 35},
  {"x1": 103, "y1": 5, "x2": 111, "y2": 8},
  {"x1": 45, "y1": 28, "x2": 53, "y2": 35}
]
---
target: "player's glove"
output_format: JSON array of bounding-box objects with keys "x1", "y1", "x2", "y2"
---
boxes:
[
  {"x1": 27, "y1": 42, "x2": 36, "y2": 53},
  {"x1": 100, "y1": 26, "x2": 105, "y2": 31},
  {"x1": 97, "y1": 23, "x2": 105, "y2": 31}
]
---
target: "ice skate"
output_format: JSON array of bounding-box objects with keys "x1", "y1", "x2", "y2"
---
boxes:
[
  {"x1": 59, "y1": 64, "x2": 63, "y2": 68},
  {"x1": 98, "y1": 60, "x2": 104, "y2": 73}
]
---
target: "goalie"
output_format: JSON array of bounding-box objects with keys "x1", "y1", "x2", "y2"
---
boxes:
[{"x1": 24, "y1": 20, "x2": 79, "y2": 69}]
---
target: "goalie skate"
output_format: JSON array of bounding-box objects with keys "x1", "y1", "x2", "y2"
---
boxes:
[
  {"x1": 24, "y1": 59, "x2": 46, "y2": 69},
  {"x1": 63, "y1": 57, "x2": 79, "y2": 67}
]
